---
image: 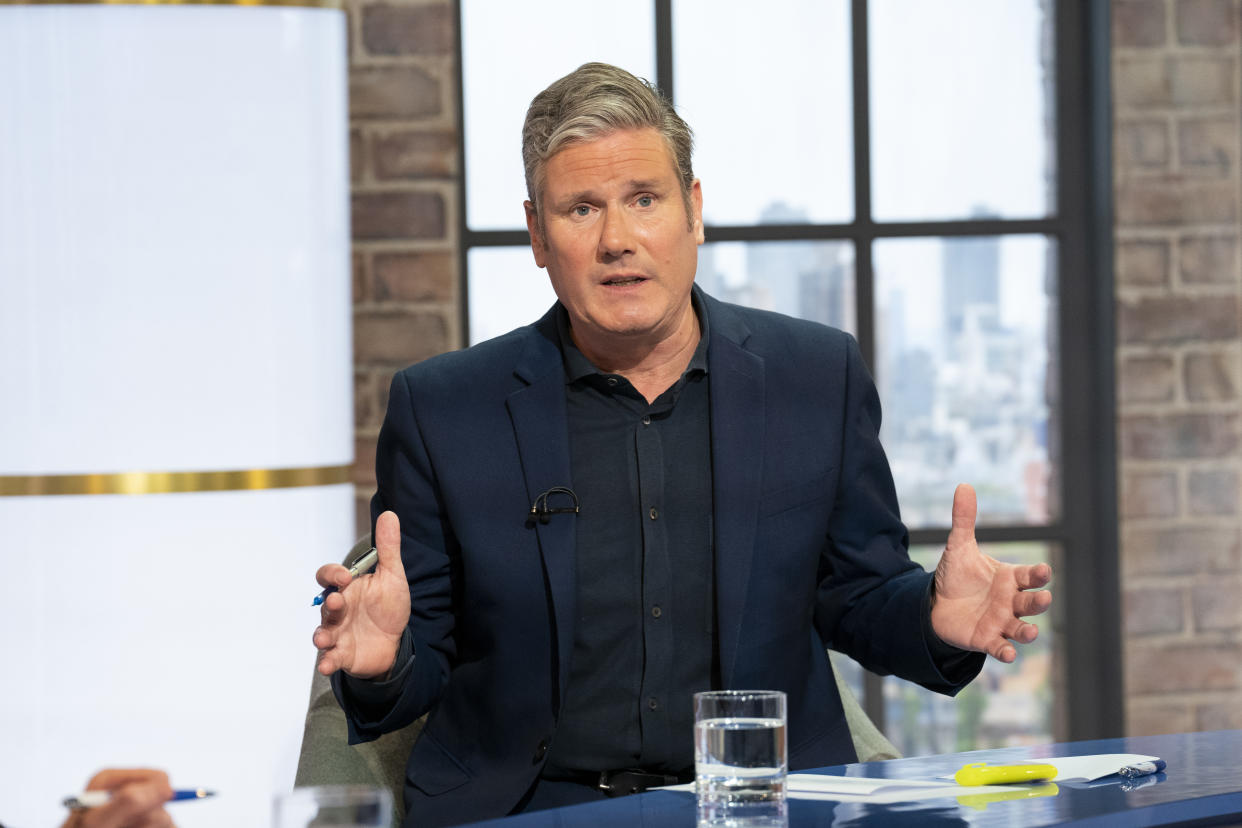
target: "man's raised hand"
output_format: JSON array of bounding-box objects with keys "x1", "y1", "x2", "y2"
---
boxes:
[
  {"x1": 929, "y1": 484, "x2": 1053, "y2": 663},
  {"x1": 312, "y1": 510, "x2": 410, "y2": 679}
]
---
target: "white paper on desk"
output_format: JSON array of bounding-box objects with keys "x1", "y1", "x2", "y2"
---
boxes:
[
  {"x1": 658, "y1": 774, "x2": 1032, "y2": 804},
  {"x1": 937, "y1": 753, "x2": 1162, "y2": 783},
  {"x1": 787, "y1": 774, "x2": 1034, "y2": 803}
]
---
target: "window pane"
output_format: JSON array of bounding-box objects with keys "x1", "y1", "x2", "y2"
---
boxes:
[
  {"x1": 698, "y1": 240, "x2": 855, "y2": 334},
  {"x1": 461, "y1": 1, "x2": 655, "y2": 231},
  {"x1": 874, "y1": 235, "x2": 1057, "y2": 528},
  {"x1": 884, "y1": 542, "x2": 1059, "y2": 755},
  {"x1": 674, "y1": 0, "x2": 853, "y2": 225},
  {"x1": 870, "y1": 0, "x2": 1054, "y2": 221},
  {"x1": 468, "y1": 247, "x2": 556, "y2": 345}
]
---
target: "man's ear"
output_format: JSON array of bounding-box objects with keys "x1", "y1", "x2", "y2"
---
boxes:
[
  {"x1": 524, "y1": 200, "x2": 547, "y2": 268},
  {"x1": 689, "y1": 180, "x2": 704, "y2": 245}
]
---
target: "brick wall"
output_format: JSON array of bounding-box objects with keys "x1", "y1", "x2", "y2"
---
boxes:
[
  {"x1": 347, "y1": 0, "x2": 461, "y2": 534},
  {"x1": 1114, "y1": 0, "x2": 1242, "y2": 734}
]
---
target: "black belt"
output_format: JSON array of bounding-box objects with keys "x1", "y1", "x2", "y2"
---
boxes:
[
  {"x1": 596, "y1": 768, "x2": 694, "y2": 797},
  {"x1": 551, "y1": 767, "x2": 694, "y2": 797}
]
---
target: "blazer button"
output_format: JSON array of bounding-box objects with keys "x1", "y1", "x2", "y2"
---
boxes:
[{"x1": 533, "y1": 738, "x2": 550, "y2": 764}]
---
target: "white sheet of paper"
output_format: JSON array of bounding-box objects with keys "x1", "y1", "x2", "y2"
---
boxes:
[
  {"x1": 786, "y1": 774, "x2": 1035, "y2": 803},
  {"x1": 660, "y1": 755, "x2": 1160, "y2": 804},
  {"x1": 937, "y1": 754, "x2": 1162, "y2": 783},
  {"x1": 659, "y1": 774, "x2": 1034, "y2": 803}
]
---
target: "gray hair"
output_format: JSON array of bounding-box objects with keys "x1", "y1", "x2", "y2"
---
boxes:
[{"x1": 522, "y1": 62, "x2": 695, "y2": 218}]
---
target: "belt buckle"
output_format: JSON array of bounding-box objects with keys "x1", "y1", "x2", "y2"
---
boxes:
[
  {"x1": 596, "y1": 769, "x2": 629, "y2": 797},
  {"x1": 597, "y1": 769, "x2": 678, "y2": 797}
]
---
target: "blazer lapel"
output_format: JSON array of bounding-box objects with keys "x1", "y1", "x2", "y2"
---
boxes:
[
  {"x1": 506, "y1": 317, "x2": 577, "y2": 708},
  {"x1": 706, "y1": 298, "x2": 766, "y2": 687}
]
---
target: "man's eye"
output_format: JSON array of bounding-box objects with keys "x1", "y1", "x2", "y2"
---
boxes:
[
  {"x1": 636, "y1": 195, "x2": 654, "y2": 207},
  {"x1": 573, "y1": 205, "x2": 592, "y2": 217}
]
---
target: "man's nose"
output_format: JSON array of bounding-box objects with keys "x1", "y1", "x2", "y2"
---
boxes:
[{"x1": 597, "y1": 206, "x2": 635, "y2": 258}]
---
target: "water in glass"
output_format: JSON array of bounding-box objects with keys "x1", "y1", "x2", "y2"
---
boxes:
[{"x1": 695, "y1": 716, "x2": 787, "y2": 801}]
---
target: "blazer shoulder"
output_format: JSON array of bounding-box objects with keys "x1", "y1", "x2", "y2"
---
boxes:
[
  {"x1": 710, "y1": 294, "x2": 856, "y2": 362},
  {"x1": 393, "y1": 321, "x2": 548, "y2": 395}
]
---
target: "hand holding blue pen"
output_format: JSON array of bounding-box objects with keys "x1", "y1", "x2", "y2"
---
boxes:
[
  {"x1": 313, "y1": 546, "x2": 380, "y2": 606},
  {"x1": 60, "y1": 769, "x2": 207, "y2": 828},
  {"x1": 64, "y1": 788, "x2": 215, "y2": 809},
  {"x1": 312, "y1": 510, "x2": 410, "y2": 680}
]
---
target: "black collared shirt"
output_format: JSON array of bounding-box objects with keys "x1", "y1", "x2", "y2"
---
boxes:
[{"x1": 541, "y1": 300, "x2": 716, "y2": 776}]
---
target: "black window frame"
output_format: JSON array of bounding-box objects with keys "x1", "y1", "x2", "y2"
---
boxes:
[{"x1": 455, "y1": 0, "x2": 1120, "y2": 741}]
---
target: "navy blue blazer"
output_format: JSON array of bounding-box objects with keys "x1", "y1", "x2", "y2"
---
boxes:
[{"x1": 333, "y1": 288, "x2": 980, "y2": 827}]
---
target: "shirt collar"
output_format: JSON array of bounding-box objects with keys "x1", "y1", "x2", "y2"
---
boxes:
[{"x1": 556, "y1": 291, "x2": 711, "y2": 384}]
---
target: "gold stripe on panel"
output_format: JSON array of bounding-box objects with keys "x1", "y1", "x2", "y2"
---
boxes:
[{"x1": 0, "y1": 464, "x2": 352, "y2": 496}]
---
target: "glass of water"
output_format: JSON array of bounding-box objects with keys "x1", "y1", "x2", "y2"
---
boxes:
[
  {"x1": 272, "y1": 785, "x2": 392, "y2": 828},
  {"x1": 694, "y1": 689, "x2": 787, "y2": 805}
]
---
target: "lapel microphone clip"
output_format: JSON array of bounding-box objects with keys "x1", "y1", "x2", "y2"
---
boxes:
[{"x1": 528, "y1": 486, "x2": 580, "y2": 527}]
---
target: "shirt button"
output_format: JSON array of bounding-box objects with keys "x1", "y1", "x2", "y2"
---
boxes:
[
  {"x1": 607, "y1": 377, "x2": 619, "y2": 386},
  {"x1": 642, "y1": 415, "x2": 651, "y2": 425},
  {"x1": 533, "y1": 738, "x2": 549, "y2": 763},
  {"x1": 651, "y1": 605, "x2": 662, "y2": 618},
  {"x1": 649, "y1": 507, "x2": 658, "y2": 520},
  {"x1": 647, "y1": 697, "x2": 659, "y2": 710}
]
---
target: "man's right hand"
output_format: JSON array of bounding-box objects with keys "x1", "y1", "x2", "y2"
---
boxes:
[{"x1": 313, "y1": 510, "x2": 410, "y2": 679}]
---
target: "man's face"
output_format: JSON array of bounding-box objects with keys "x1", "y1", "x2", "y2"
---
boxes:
[{"x1": 525, "y1": 128, "x2": 704, "y2": 352}]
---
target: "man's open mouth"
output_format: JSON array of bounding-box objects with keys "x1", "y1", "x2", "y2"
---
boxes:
[{"x1": 602, "y1": 276, "x2": 646, "y2": 286}]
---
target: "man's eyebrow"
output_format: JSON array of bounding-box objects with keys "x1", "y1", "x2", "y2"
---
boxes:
[
  {"x1": 626, "y1": 178, "x2": 664, "y2": 192},
  {"x1": 554, "y1": 189, "x2": 597, "y2": 208},
  {"x1": 552, "y1": 180, "x2": 667, "y2": 208}
]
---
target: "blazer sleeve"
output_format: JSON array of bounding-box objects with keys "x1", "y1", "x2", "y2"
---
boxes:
[
  {"x1": 331, "y1": 368, "x2": 459, "y2": 743},
  {"x1": 814, "y1": 335, "x2": 984, "y2": 695}
]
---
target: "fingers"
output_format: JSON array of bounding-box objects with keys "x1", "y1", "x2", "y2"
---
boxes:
[
  {"x1": 312, "y1": 624, "x2": 336, "y2": 651},
  {"x1": 85, "y1": 769, "x2": 171, "y2": 794},
  {"x1": 77, "y1": 771, "x2": 173, "y2": 828},
  {"x1": 990, "y1": 642, "x2": 1017, "y2": 664},
  {"x1": 946, "y1": 483, "x2": 977, "y2": 548},
  {"x1": 313, "y1": 620, "x2": 347, "y2": 676},
  {"x1": 982, "y1": 618, "x2": 1039, "y2": 664},
  {"x1": 1014, "y1": 588, "x2": 1052, "y2": 618},
  {"x1": 312, "y1": 511, "x2": 402, "y2": 680},
  {"x1": 1015, "y1": 562, "x2": 1052, "y2": 590},
  {"x1": 1006, "y1": 618, "x2": 1040, "y2": 645},
  {"x1": 317, "y1": 647, "x2": 342, "y2": 676},
  {"x1": 315, "y1": 563, "x2": 351, "y2": 589},
  {"x1": 375, "y1": 510, "x2": 403, "y2": 577},
  {"x1": 131, "y1": 811, "x2": 175, "y2": 828},
  {"x1": 80, "y1": 801, "x2": 173, "y2": 828}
]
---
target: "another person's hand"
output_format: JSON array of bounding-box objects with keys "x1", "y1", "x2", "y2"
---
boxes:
[
  {"x1": 929, "y1": 483, "x2": 1053, "y2": 662},
  {"x1": 60, "y1": 769, "x2": 174, "y2": 828},
  {"x1": 313, "y1": 509, "x2": 410, "y2": 679}
]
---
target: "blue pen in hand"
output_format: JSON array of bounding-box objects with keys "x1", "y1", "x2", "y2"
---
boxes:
[
  {"x1": 64, "y1": 789, "x2": 216, "y2": 809},
  {"x1": 1118, "y1": 759, "x2": 1166, "y2": 779},
  {"x1": 313, "y1": 547, "x2": 380, "y2": 607}
]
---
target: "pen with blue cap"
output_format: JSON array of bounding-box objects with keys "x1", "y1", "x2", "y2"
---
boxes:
[
  {"x1": 313, "y1": 546, "x2": 380, "y2": 607},
  {"x1": 64, "y1": 789, "x2": 215, "y2": 810},
  {"x1": 1119, "y1": 759, "x2": 1166, "y2": 779}
]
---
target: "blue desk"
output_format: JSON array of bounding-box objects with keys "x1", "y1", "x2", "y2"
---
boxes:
[{"x1": 467, "y1": 730, "x2": 1242, "y2": 826}]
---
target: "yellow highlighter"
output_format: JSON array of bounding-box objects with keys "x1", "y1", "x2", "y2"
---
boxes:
[{"x1": 954, "y1": 762, "x2": 1058, "y2": 786}]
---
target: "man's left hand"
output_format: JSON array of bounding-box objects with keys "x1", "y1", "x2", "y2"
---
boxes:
[{"x1": 930, "y1": 483, "x2": 1052, "y2": 663}]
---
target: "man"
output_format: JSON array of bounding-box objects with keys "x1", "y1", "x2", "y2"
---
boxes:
[{"x1": 313, "y1": 62, "x2": 1052, "y2": 827}]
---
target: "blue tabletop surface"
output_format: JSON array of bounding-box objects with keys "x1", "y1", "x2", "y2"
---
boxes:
[{"x1": 464, "y1": 730, "x2": 1242, "y2": 827}]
